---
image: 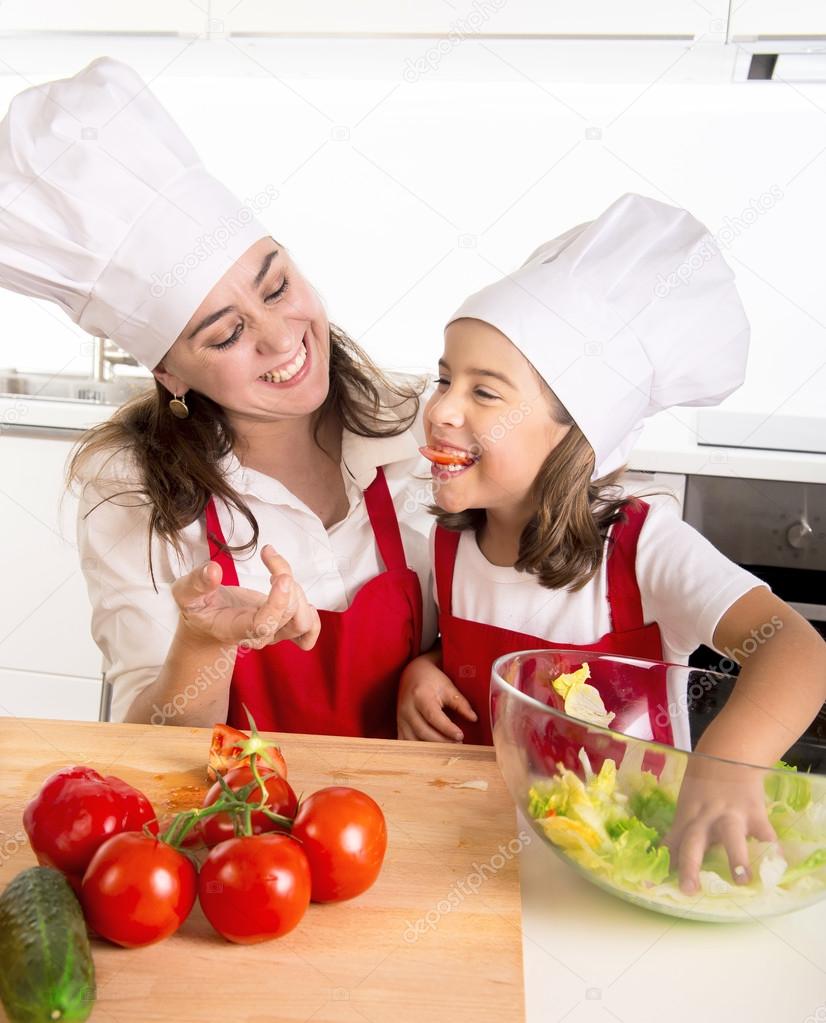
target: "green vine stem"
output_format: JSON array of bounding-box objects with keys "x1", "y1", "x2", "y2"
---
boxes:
[{"x1": 158, "y1": 750, "x2": 293, "y2": 848}]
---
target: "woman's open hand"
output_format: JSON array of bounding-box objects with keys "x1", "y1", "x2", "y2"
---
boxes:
[{"x1": 171, "y1": 545, "x2": 321, "y2": 652}]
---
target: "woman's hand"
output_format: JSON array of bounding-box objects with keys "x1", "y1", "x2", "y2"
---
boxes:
[
  {"x1": 663, "y1": 756, "x2": 777, "y2": 894},
  {"x1": 171, "y1": 545, "x2": 321, "y2": 652},
  {"x1": 397, "y1": 654, "x2": 478, "y2": 742}
]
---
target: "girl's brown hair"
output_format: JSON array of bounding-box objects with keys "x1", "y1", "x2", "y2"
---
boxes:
[
  {"x1": 68, "y1": 324, "x2": 424, "y2": 587},
  {"x1": 431, "y1": 393, "x2": 632, "y2": 592}
]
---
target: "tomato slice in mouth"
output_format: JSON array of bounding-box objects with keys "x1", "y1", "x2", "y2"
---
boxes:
[{"x1": 419, "y1": 445, "x2": 477, "y2": 467}]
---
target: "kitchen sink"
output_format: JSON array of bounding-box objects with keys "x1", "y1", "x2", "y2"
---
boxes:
[{"x1": 0, "y1": 371, "x2": 154, "y2": 406}]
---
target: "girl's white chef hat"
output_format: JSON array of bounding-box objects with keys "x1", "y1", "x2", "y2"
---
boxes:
[
  {"x1": 447, "y1": 193, "x2": 750, "y2": 478},
  {"x1": 0, "y1": 56, "x2": 271, "y2": 369}
]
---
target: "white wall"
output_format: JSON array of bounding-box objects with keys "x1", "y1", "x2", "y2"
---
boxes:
[{"x1": 0, "y1": 33, "x2": 824, "y2": 421}]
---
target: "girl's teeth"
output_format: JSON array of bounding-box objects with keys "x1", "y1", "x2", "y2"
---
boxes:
[{"x1": 259, "y1": 341, "x2": 307, "y2": 383}]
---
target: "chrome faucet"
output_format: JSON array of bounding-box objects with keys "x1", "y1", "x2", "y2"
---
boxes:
[{"x1": 92, "y1": 336, "x2": 140, "y2": 383}]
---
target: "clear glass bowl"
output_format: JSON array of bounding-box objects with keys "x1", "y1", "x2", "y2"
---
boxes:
[{"x1": 490, "y1": 649, "x2": 826, "y2": 923}]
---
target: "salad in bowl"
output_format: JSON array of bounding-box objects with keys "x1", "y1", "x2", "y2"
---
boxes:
[{"x1": 490, "y1": 650, "x2": 826, "y2": 922}]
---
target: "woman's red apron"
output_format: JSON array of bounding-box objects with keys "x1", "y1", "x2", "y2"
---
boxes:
[
  {"x1": 436, "y1": 500, "x2": 674, "y2": 754},
  {"x1": 204, "y1": 467, "x2": 422, "y2": 738}
]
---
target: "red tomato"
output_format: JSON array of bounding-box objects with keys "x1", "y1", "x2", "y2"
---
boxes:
[
  {"x1": 291, "y1": 787, "x2": 387, "y2": 903},
  {"x1": 418, "y1": 444, "x2": 476, "y2": 466},
  {"x1": 198, "y1": 834, "x2": 310, "y2": 944},
  {"x1": 81, "y1": 832, "x2": 197, "y2": 947},
  {"x1": 207, "y1": 723, "x2": 287, "y2": 782},
  {"x1": 23, "y1": 765, "x2": 158, "y2": 893},
  {"x1": 200, "y1": 765, "x2": 298, "y2": 848}
]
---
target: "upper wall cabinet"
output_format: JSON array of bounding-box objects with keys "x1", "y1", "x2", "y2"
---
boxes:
[
  {"x1": 728, "y1": 0, "x2": 826, "y2": 40},
  {"x1": 1, "y1": 1, "x2": 823, "y2": 42},
  {"x1": 0, "y1": 1, "x2": 732, "y2": 39},
  {"x1": 0, "y1": 0, "x2": 206, "y2": 34},
  {"x1": 210, "y1": 1, "x2": 730, "y2": 38}
]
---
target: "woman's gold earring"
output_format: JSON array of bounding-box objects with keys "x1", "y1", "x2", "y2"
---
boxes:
[{"x1": 169, "y1": 392, "x2": 189, "y2": 419}]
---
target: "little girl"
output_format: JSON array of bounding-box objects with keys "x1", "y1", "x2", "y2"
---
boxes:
[{"x1": 397, "y1": 193, "x2": 826, "y2": 892}]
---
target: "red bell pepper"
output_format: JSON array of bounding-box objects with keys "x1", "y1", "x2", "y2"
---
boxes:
[{"x1": 22, "y1": 765, "x2": 158, "y2": 892}]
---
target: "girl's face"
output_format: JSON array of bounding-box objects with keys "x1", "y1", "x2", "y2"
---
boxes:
[
  {"x1": 424, "y1": 318, "x2": 570, "y2": 516},
  {"x1": 153, "y1": 237, "x2": 330, "y2": 424}
]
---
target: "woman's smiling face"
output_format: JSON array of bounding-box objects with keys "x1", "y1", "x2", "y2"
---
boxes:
[
  {"x1": 153, "y1": 237, "x2": 331, "y2": 423},
  {"x1": 424, "y1": 318, "x2": 571, "y2": 516}
]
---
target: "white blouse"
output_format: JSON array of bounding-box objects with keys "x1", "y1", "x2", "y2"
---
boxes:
[{"x1": 77, "y1": 380, "x2": 438, "y2": 722}]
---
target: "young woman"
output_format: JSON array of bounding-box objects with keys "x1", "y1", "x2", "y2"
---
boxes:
[{"x1": 0, "y1": 57, "x2": 435, "y2": 732}]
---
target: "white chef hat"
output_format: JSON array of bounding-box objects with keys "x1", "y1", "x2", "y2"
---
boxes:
[
  {"x1": 447, "y1": 193, "x2": 750, "y2": 478},
  {"x1": 0, "y1": 56, "x2": 271, "y2": 369}
]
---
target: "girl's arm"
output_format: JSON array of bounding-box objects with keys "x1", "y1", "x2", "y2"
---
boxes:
[
  {"x1": 666, "y1": 586, "x2": 826, "y2": 892},
  {"x1": 699, "y1": 586, "x2": 826, "y2": 765}
]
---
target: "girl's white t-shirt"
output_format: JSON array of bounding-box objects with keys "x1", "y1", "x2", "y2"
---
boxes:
[
  {"x1": 431, "y1": 491, "x2": 767, "y2": 750},
  {"x1": 434, "y1": 495, "x2": 766, "y2": 664}
]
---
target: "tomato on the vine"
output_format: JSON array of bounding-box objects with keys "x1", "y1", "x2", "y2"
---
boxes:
[
  {"x1": 81, "y1": 832, "x2": 197, "y2": 947},
  {"x1": 291, "y1": 787, "x2": 387, "y2": 903},
  {"x1": 200, "y1": 765, "x2": 298, "y2": 848},
  {"x1": 207, "y1": 723, "x2": 287, "y2": 782},
  {"x1": 198, "y1": 834, "x2": 310, "y2": 943}
]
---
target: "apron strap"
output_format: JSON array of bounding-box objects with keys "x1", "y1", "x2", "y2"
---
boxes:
[
  {"x1": 206, "y1": 467, "x2": 409, "y2": 588},
  {"x1": 606, "y1": 499, "x2": 650, "y2": 634},
  {"x1": 434, "y1": 524, "x2": 461, "y2": 617},
  {"x1": 204, "y1": 496, "x2": 241, "y2": 587},
  {"x1": 363, "y1": 467, "x2": 409, "y2": 573}
]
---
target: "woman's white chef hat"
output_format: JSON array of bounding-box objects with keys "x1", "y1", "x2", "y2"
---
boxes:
[
  {"x1": 447, "y1": 193, "x2": 750, "y2": 478},
  {"x1": 0, "y1": 56, "x2": 271, "y2": 369}
]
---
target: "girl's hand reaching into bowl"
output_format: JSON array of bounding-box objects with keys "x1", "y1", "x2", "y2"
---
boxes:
[{"x1": 663, "y1": 756, "x2": 777, "y2": 894}]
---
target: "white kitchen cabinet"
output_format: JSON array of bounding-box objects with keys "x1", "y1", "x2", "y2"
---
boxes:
[
  {"x1": 0, "y1": 427, "x2": 104, "y2": 721},
  {"x1": 0, "y1": 0, "x2": 205, "y2": 33},
  {"x1": 0, "y1": 668, "x2": 101, "y2": 722},
  {"x1": 217, "y1": 0, "x2": 727, "y2": 38},
  {"x1": 729, "y1": 1, "x2": 826, "y2": 40}
]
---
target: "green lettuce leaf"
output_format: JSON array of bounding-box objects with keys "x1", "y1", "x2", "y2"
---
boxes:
[
  {"x1": 765, "y1": 760, "x2": 811, "y2": 813},
  {"x1": 629, "y1": 783, "x2": 677, "y2": 839},
  {"x1": 779, "y1": 848, "x2": 826, "y2": 887},
  {"x1": 608, "y1": 816, "x2": 671, "y2": 885}
]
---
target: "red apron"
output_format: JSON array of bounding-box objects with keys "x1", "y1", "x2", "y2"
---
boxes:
[
  {"x1": 436, "y1": 500, "x2": 674, "y2": 751},
  {"x1": 205, "y1": 467, "x2": 423, "y2": 738}
]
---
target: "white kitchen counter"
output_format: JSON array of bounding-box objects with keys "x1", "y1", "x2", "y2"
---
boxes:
[
  {"x1": 629, "y1": 407, "x2": 826, "y2": 486},
  {"x1": 4, "y1": 393, "x2": 826, "y2": 486},
  {"x1": 0, "y1": 393, "x2": 121, "y2": 433},
  {"x1": 518, "y1": 810, "x2": 826, "y2": 1023}
]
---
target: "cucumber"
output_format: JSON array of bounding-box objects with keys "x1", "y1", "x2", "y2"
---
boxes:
[{"x1": 0, "y1": 866, "x2": 96, "y2": 1023}]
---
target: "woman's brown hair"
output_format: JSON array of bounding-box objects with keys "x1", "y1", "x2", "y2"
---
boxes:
[
  {"x1": 67, "y1": 324, "x2": 425, "y2": 587},
  {"x1": 431, "y1": 392, "x2": 633, "y2": 592}
]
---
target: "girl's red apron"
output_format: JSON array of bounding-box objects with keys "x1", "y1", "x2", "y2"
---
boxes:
[
  {"x1": 205, "y1": 467, "x2": 422, "y2": 738},
  {"x1": 436, "y1": 500, "x2": 674, "y2": 754}
]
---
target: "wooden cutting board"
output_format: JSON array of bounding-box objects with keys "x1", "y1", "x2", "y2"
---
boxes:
[{"x1": 0, "y1": 718, "x2": 524, "y2": 1023}]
